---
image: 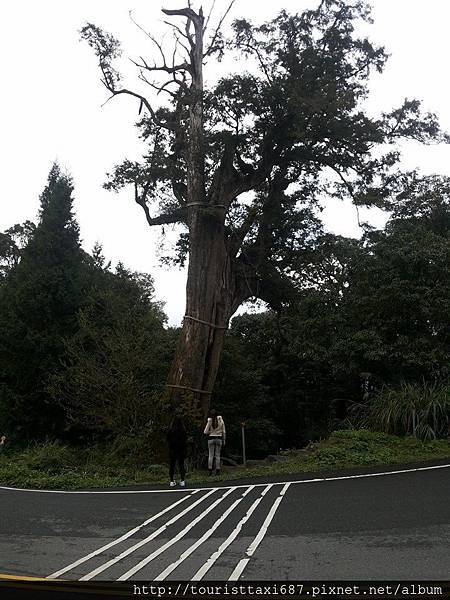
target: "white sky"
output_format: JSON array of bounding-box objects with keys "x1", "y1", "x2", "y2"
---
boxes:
[{"x1": 1, "y1": 0, "x2": 450, "y2": 324}]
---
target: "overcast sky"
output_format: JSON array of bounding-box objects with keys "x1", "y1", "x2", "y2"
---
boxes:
[{"x1": 1, "y1": 0, "x2": 449, "y2": 324}]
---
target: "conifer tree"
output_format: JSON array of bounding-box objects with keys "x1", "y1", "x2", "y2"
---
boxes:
[{"x1": 0, "y1": 165, "x2": 86, "y2": 436}]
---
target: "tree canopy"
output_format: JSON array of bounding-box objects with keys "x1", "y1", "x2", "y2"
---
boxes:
[
  {"x1": 83, "y1": 0, "x2": 447, "y2": 306},
  {"x1": 0, "y1": 166, "x2": 170, "y2": 441},
  {"x1": 216, "y1": 177, "x2": 450, "y2": 450},
  {"x1": 80, "y1": 0, "x2": 449, "y2": 417},
  {"x1": 0, "y1": 165, "x2": 86, "y2": 435}
]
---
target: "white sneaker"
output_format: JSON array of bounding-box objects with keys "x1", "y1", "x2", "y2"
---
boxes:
[
  {"x1": 169, "y1": 481, "x2": 176, "y2": 487},
  {"x1": 179, "y1": 480, "x2": 185, "y2": 487}
]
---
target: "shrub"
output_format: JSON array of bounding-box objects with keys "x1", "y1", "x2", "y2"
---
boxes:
[
  {"x1": 86, "y1": 435, "x2": 159, "y2": 471},
  {"x1": 18, "y1": 441, "x2": 79, "y2": 474},
  {"x1": 363, "y1": 381, "x2": 449, "y2": 441},
  {"x1": 244, "y1": 418, "x2": 282, "y2": 458}
]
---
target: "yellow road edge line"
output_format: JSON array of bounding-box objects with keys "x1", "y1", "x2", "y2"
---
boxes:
[{"x1": 0, "y1": 573, "x2": 64, "y2": 581}]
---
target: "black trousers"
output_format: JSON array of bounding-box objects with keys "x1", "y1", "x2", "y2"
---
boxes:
[{"x1": 169, "y1": 448, "x2": 186, "y2": 481}]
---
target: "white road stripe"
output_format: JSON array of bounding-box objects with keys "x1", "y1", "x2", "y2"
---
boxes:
[
  {"x1": 1, "y1": 463, "x2": 449, "y2": 495},
  {"x1": 80, "y1": 489, "x2": 216, "y2": 581},
  {"x1": 154, "y1": 485, "x2": 256, "y2": 581},
  {"x1": 47, "y1": 491, "x2": 198, "y2": 579},
  {"x1": 228, "y1": 482, "x2": 291, "y2": 581},
  {"x1": 117, "y1": 487, "x2": 237, "y2": 581},
  {"x1": 191, "y1": 484, "x2": 273, "y2": 581}
]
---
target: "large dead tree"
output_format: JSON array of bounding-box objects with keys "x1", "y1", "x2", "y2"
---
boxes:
[{"x1": 81, "y1": 0, "x2": 447, "y2": 420}]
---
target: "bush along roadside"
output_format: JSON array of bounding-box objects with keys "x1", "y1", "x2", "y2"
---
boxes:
[{"x1": 0, "y1": 430, "x2": 449, "y2": 490}]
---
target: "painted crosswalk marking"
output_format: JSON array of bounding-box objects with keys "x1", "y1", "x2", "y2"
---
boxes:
[
  {"x1": 154, "y1": 485, "x2": 256, "y2": 581},
  {"x1": 191, "y1": 484, "x2": 273, "y2": 581},
  {"x1": 47, "y1": 490, "x2": 198, "y2": 579},
  {"x1": 79, "y1": 489, "x2": 217, "y2": 580},
  {"x1": 117, "y1": 487, "x2": 237, "y2": 580},
  {"x1": 47, "y1": 484, "x2": 289, "y2": 581},
  {"x1": 228, "y1": 482, "x2": 291, "y2": 580}
]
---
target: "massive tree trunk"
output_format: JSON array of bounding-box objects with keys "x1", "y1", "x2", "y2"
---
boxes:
[
  {"x1": 165, "y1": 8, "x2": 239, "y2": 420},
  {"x1": 167, "y1": 219, "x2": 237, "y2": 420}
]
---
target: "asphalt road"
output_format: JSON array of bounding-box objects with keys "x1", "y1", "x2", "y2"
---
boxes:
[{"x1": 0, "y1": 463, "x2": 449, "y2": 581}]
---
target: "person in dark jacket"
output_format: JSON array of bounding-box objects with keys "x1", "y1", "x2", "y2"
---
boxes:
[{"x1": 166, "y1": 415, "x2": 187, "y2": 487}]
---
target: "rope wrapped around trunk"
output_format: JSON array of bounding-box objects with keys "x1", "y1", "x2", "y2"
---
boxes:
[
  {"x1": 165, "y1": 384, "x2": 212, "y2": 395},
  {"x1": 183, "y1": 315, "x2": 228, "y2": 329}
]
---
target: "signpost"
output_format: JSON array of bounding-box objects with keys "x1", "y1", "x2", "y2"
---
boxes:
[{"x1": 241, "y1": 422, "x2": 246, "y2": 467}]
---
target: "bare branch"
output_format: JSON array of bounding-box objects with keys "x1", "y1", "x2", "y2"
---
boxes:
[
  {"x1": 107, "y1": 88, "x2": 176, "y2": 130},
  {"x1": 172, "y1": 30, "x2": 191, "y2": 57},
  {"x1": 128, "y1": 12, "x2": 190, "y2": 77},
  {"x1": 238, "y1": 41, "x2": 273, "y2": 84},
  {"x1": 130, "y1": 55, "x2": 190, "y2": 75},
  {"x1": 144, "y1": 30, "x2": 166, "y2": 66},
  {"x1": 162, "y1": 7, "x2": 198, "y2": 20},
  {"x1": 135, "y1": 60, "x2": 187, "y2": 99},
  {"x1": 129, "y1": 10, "x2": 160, "y2": 46},
  {"x1": 229, "y1": 206, "x2": 260, "y2": 257},
  {"x1": 320, "y1": 161, "x2": 363, "y2": 226},
  {"x1": 100, "y1": 94, "x2": 116, "y2": 108},
  {"x1": 157, "y1": 79, "x2": 179, "y2": 97},
  {"x1": 204, "y1": 0, "x2": 236, "y2": 58},
  {"x1": 134, "y1": 189, "x2": 187, "y2": 227},
  {"x1": 324, "y1": 162, "x2": 355, "y2": 197},
  {"x1": 204, "y1": 0, "x2": 217, "y2": 32},
  {"x1": 163, "y1": 20, "x2": 190, "y2": 43},
  {"x1": 137, "y1": 70, "x2": 178, "y2": 99}
]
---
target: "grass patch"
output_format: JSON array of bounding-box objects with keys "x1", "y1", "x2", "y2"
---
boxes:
[{"x1": 0, "y1": 430, "x2": 448, "y2": 489}]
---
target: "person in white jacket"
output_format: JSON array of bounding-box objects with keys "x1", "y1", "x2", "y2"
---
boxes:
[{"x1": 203, "y1": 409, "x2": 226, "y2": 475}]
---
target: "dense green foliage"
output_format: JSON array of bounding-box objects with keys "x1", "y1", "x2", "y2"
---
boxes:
[
  {"x1": 362, "y1": 381, "x2": 449, "y2": 440},
  {"x1": 0, "y1": 166, "x2": 87, "y2": 436},
  {"x1": 338, "y1": 177, "x2": 450, "y2": 384},
  {"x1": 215, "y1": 180, "x2": 450, "y2": 450},
  {"x1": 0, "y1": 167, "x2": 448, "y2": 459},
  {"x1": 49, "y1": 264, "x2": 171, "y2": 439},
  {"x1": 0, "y1": 166, "x2": 170, "y2": 448},
  {"x1": 1, "y1": 169, "x2": 449, "y2": 457}
]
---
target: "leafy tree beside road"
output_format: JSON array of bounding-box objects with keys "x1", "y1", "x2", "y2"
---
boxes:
[
  {"x1": 338, "y1": 175, "x2": 450, "y2": 384},
  {"x1": 0, "y1": 167, "x2": 448, "y2": 466},
  {"x1": 49, "y1": 264, "x2": 170, "y2": 441},
  {"x1": 216, "y1": 179, "x2": 450, "y2": 449},
  {"x1": 82, "y1": 0, "x2": 448, "y2": 418}
]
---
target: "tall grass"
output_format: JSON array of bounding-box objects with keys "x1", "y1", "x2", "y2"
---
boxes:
[{"x1": 364, "y1": 381, "x2": 449, "y2": 441}]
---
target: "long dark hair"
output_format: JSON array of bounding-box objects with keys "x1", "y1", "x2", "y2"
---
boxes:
[
  {"x1": 209, "y1": 409, "x2": 218, "y2": 429},
  {"x1": 169, "y1": 414, "x2": 185, "y2": 433}
]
